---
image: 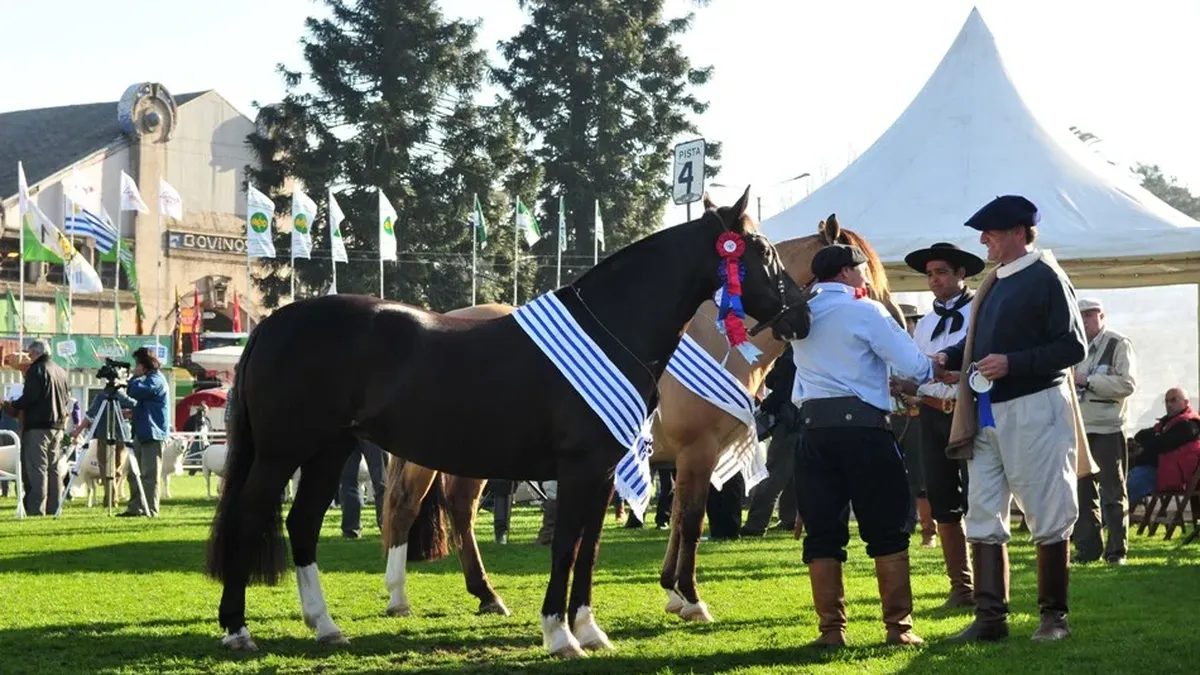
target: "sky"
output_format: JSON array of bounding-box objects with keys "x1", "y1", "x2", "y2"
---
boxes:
[{"x1": 1, "y1": 0, "x2": 1197, "y2": 428}]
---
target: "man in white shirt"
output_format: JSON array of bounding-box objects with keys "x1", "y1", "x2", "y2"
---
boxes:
[
  {"x1": 791, "y1": 244, "x2": 942, "y2": 648},
  {"x1": 895, "y1": 242, "x2": 985, "y2": 610}
]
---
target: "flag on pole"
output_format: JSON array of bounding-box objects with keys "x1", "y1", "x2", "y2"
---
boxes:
[
  {"x1": 232, "y1": 293, "x2": 242, "y2": 333},
  {"x1": 174, "y1": 287, "x2": 184, "y2": 359},
  {"x1": 64, "y1": 204, "x2": 118, "y2": 252},
  {"x1": 472, "y1": 194, "x2": 488, "y2": 249},
  {"x1": 246, "y1": 186, "x2": 277, "y2": 258},
  {"x1": 595, "y1": 200, "x2": 605, "y2": 251},
  {"x1": 558, "y1": 195, "x2": 567, "y2": 252},
  {"x1": 18, "y1": 170, "x2": 104, "y2": 293},
  {"x1": 55, "y1": 288, "x2": 71, "y2": 333},
  {"x1": 291, "y1": 187, "x2": 316, "y2": 259},
  {"x1": 378, "y1": 189, "x2": 398, "y2": 261},
  {"x1": 191, "y1": 286, "x2": 202, "y2": 352},
  {"x1": 328, "y1": 191, "x2": 348, "y2": 263},
  {"x1": 516, "y1": 198, "x2": 542, "y2": 247},
  {"x1": 120, "y1": 171, "x2": 149, "y2": 213},
  {"x1": 4, "y1": 289, "x2": 18, "y2": 334},
  {"x1": 65, "y1": 168, "x2": 98, "y2": 209},
  {"x1": 326, "y1": 281, "x2": 338, "y2": 295},
  {"x1": 159, "y1": 178, "x2": 183, "y2": 220}
]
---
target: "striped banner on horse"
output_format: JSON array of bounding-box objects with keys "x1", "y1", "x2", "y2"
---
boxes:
[
  {"x1": 665, "y1": 334, "x2": 768, "y2": 493},
  {"x1": 513, "y1": 292, "x2": 657, "y2": 520}
]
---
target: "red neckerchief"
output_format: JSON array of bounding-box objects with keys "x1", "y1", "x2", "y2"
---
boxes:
[{"x1": 853, "y1": 286, "x2": 868, "y2": 299}]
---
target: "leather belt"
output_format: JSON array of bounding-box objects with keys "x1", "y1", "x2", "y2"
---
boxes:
[
  {"x1": 800, "y1": 396, "x2": 891, "y2": 430},
  {"x1": 920, "y1": 395, "x2": 956, "y2": 414}
]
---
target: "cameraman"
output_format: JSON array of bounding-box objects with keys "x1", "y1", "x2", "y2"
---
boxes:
[{"x1": 112, "y1": 348, "x2": 170, "y2": 517}]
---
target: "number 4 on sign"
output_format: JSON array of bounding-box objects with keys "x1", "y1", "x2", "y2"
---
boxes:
[{"x1": 672, "y1": 138, "x2": 706, "y2": 206}]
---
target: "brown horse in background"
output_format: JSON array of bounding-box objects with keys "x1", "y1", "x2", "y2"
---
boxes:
[{"x1": 376, "y1": 214, "x2": 901, "y2": 622}]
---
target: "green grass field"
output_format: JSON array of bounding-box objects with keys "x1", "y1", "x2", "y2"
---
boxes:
[{"x1": 1, "y1": 474, "x2": 1197, "y2": 674}]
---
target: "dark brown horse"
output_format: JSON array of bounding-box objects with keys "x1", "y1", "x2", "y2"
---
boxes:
[{"x1": 204, "y1": 188, "x2": 809, "y2": 658}]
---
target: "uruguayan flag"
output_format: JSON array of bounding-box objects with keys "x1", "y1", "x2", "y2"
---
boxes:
[
  {"x1": 665, "y1": 334, "x2": 768, "y2": 493},
  {"x1": 513, "y1": 292, "x2": 657, "y2": 519},
  {"x1": 64, "y1": 206, "x2": 118, "y2": 253}
]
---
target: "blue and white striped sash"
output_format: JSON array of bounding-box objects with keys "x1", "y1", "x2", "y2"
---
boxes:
[
  {"x1": 513, "y1": 293, "x2": 656, "y2": 519},
  {"x1": 665, "y1": 334, "x2": 768, "y2": 493}
]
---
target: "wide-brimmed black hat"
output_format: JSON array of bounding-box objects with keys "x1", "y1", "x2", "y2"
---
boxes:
[{"x1": 904, "y1": 242, "x2": 985, "y2": 277}]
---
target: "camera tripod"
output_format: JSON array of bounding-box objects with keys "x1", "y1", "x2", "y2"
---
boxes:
[{"x1": 56, "y1": 393, "x2": 150, "y2": 518}]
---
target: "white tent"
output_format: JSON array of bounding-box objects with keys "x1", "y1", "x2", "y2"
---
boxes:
[
  {"x1": 761, "y1": 6, "x2": 1200, "y2": 292},
  {"x1": 189, "y1": 345, "x2": 243, "y2": 373}
]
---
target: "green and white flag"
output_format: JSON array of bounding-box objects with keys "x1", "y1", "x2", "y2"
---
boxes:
[
  {"x1": 291, "y1": 187, "x2": 316, "y2": 259},
  {"x1": 378, "y1": 188, "x2": 398, "y2": 262},
  {"x1": 246, "y1": 185, "x2": 276, "y2": 258},
  {"x1": 18, "y1": 163, "x2": 104, "y2": 293},
  {"x1": 328, "y1": 190, "x2": 348, "y2": 263},
  {"x1": 516, "y1": 197, "x2": 542, "y2": 247},
  {"x1": 473, "y1": 194, "x2": 488, "y2": 249}
]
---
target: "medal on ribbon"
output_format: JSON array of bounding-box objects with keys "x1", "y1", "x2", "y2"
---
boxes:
[{"x1": 967, "y1": 362, "x2": 995, "y2": 428}]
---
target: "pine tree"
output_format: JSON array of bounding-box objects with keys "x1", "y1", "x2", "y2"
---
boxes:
[
  {"x1": 246, "y1": 0, "x2": 539, "y2": 311},
  {"x1": 493, "y1": 0, "x2": 721, "y2": 293}
]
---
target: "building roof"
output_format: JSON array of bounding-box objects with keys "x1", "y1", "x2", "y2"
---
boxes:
[
  {"x1": 761, "y1": 7, "x2": 1200, "y2": 267},
  {"x1": 0, "y1": 91, "x2": 208, "y2": 201}
]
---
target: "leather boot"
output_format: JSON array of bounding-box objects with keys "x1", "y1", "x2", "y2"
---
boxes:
[
  {"x1": 535, "y1": 499, "x2": 556, "y2": 545},
  {"x1": 807, "y1": 559, "x2": 847, "y2": 647},
  {"x1": 949, "y1": 543, "x2": 1009, "y2": 642},
  {"x1": 937, "y1": 522, "x2": 975, "y2": 608},
  {"x1": 918, "y1": 498, "x2": 937, "y2": 547},
  {"x1": 874, "y1": 551, "x2": 923, "y2": 645},
  {"x1": 1032, "y1": 540, "x2": 1071, "y2": 641}
]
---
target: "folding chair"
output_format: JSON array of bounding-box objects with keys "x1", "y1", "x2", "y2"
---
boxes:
[{"x1": 1136, "y1": 464, "x2": 1200, "y2": 542}]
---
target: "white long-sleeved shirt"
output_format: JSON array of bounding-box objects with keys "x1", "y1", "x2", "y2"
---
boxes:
[
  {"x1": 913, "y1": 292, "x2": 973, "y2": 400},
  {"x1": 791, "y1": 282, "x2": 935, "y2": 412}
]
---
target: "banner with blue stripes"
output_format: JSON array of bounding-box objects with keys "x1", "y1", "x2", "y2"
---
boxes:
[
  {"x1": 513, "y1": 292, "x2": 656, "y2": 519},
  {"x1": 64, "y1": 206, "x2": 117, "y2": 253}
]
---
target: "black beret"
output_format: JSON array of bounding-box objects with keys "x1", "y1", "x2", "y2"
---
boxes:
[
  {"x1": 964, "y1": 195, "x2": 1040, "y2": 232},
  {"x1": 812, "y1": 244, "x2": 868, "y2": 281}
]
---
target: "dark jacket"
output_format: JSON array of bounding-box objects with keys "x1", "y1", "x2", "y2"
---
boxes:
[
  {"x1": 12, "y1": 354, "x2": 71, "y2": 430},
  {"x1": 762, "y1": 344, "x2": 801, "y2": 431}
]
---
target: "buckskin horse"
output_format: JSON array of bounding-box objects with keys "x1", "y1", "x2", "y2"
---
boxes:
[
  {"x1": 376, "y1": 213, "x2": 900, "y2": 623},
  {"x1": 204, "y1": 188, "x2": 809, "y2": 657}
]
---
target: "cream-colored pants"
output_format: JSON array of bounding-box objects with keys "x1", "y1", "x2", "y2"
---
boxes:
[{"x1": 965, "y1": 382, "x2": 1079, "y2": 545}]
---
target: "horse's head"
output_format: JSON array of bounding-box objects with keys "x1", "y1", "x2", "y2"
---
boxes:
[
  {"x1": 703, "y1": 187, "x2": 811, "y2": 341},
  {"x1": 775, "y1": 213, "x2": 904, "y2": 327}
]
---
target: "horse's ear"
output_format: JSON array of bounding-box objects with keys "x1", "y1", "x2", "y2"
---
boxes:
[
  {"x1": 731, "y1": 185, "x2": 751, "y2": 220},
  {"x1": 702, "y1": 192, "x2": 717, "y2": 211},
  {"x1": 824, "y1": 213, "x2": 842, "y2": 243}
]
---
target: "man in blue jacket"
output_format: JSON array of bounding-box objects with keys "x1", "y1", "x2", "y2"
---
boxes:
[{"x1": 115, "y1": 347, "x2": 171, "y2": 517}]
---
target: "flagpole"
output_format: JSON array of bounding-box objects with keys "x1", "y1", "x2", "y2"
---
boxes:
[
  {"x1": 378, "y1": 257, "x2": 384, "y2": 299},
  {"x1": 64, "y1": 191, "x2": 73, "y2": 337},
  {"x1": 290, "y1": 247, "x2": 296, "y2": 304},
  {"x1": 155, "y1": 210, "x2": 163, "y2": 342},
  {"x1": 92, "y1": 246, "x2": 100, "y2": 333},
  {"x1": 471, "y1": 193, "x2": 478, "y2": 307},
  {"x1": 512, "y1": 205, "x2": 518, "y2": 305},
  {"x1": 556, "y1": 196, "x2": 563, "y2": 289},
  {"x1": 18, "y1": 199, "x2": 25, "y2": 345},
  {"x1": 593, "y1": 199, "x2": 599, "y2": 267},
  {"x1": 114, "y1": 213, "x2": 122, "y2": 337}
]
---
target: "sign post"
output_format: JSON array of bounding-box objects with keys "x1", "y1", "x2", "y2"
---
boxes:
[{"x1": 672, "y1": 138, "x2": 706, "y2": 220}]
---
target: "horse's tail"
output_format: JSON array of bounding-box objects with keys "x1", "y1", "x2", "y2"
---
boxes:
[
  {"x1": 381, "y1": 458, "x2": 451, "y2": 562},
  {"x1": 205, "y1": 330, "x2": 287, "y2": 585}
]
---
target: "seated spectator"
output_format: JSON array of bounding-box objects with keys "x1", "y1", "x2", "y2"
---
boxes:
[{"x1": 1128, "y1": 387, "x2": 1200, "y2": 505}]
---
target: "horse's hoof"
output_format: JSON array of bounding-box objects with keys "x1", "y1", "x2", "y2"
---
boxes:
[
  {"x1": 679, "y1": 600, "x2": 714, "y2": 623},
  {"x1": 385, "y1": 604, "x2": 412, "y2": 618},
  {"x1": 316, "y1": 631, "x2": 350, "y2": 646},
  {"x1": 478, "y1": 599, "x2": 511, "y2": 616},
  {"x1": 664, "y1": 589, "x2": 684, "y2": 615},
  {"x1": 551, "y1": 642, "x2": 588, "y2": 659},
  {"x1": 221, "y1": 628, "x2": 258, "y2": 652}
]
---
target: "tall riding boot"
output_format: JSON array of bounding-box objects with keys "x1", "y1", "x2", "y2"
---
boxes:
[
  {"x1": 874, "y1": 551, "x2": 923, "y2": 645},
  {"x1": 1032, "y1": 540, "x2": 1071, "y2": 641},
  {"x1": 937, "y1": 522, "x2": 975, "y2": 608},
  {"x1": 535, "y1": 498, "x2": 556, "y2": 545},
  {"x1": 807, "y1": 559, "x2": 847, "y2": 647},
  {"x1": 949, "y1": 543, "x2": 1009, "y2": 641},
  {"x1": 918, "y1": 498, "x2": 937, "y2": 547}
]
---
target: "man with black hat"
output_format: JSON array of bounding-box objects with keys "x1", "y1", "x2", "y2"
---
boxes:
[
  {"x1": 935, "y1": 195, "x2": 1088, "y2": 643},
  {"x1": 791, "y1": 243, "x2": 942, "y2": 648},
  {"x1": 896, "y1": 242, "x2": 986, "y2": 610}
]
